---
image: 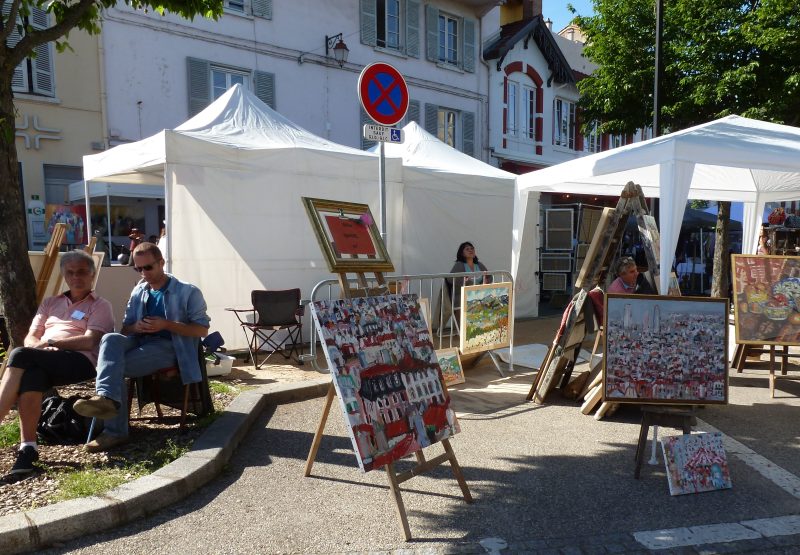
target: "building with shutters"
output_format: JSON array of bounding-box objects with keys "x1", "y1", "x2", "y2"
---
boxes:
[
  {"x1": 8, "y1": 6, "x2": 106, "y2": 249},
  {"x1": 97, "y1": 1, "x2": 496, "y2": 160}
]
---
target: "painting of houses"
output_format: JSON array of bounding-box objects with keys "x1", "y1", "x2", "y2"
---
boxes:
[
  {"x1": 460, "y1": 282, "x2": 513, "y2": 355},
  {"x1": 311, "y1": 294, "x2": 459, "y2": 472},
  {"x1": 661, "y1": 432, "x2": 732, "y2": 496},
  {"x1": 603, "y1": 294, "x2": 728, "y2": 404},
  {"x1": 436, "y1": 348, "x2": 466, "y2": 386}
]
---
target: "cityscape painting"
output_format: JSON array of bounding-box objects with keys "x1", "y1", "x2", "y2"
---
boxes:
[
  {"x1": 660, "y1": 432, "x2": 732, "y2": 496},
  {"x1": 310, "y1": 294, "x2": 460, "y2": 472},
  {"x1": 603, "y1": 294, "x2": 728, "y2": 404},
  {"x1": 436, "y1": 348, "x2": 466, "y2": 386},
  {"x1": 460, "y1": 282, "x2": 513, "y2": 355}
]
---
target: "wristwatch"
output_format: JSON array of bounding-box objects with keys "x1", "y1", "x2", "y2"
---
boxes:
[{"x1": 47, "y1": 338, "x2": 56, "y2": 347}]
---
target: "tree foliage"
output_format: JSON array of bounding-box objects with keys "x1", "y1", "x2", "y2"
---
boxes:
[
  {"x1": 0, "y1": 0, "x2": 222, "y2": 345},
  {"x1": 575, "y1": 0, "x2": 800, "y2": 134}
]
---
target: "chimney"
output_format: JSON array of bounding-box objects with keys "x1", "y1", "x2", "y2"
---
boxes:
[
  {"x1": 545, "y1": 18, "x2": 553, "y2": 30},
  {"x1": 523, "y1": 0, "x2": 542, "y2": 19}
]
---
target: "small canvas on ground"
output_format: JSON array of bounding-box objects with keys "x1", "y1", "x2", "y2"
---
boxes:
[
  {"x1": 660, "y1": 432, "x2": 732, "y2": 496},
  {"x1": 311, "y1": 294, "x2": 460, "y2": 472},
  {"x1": 436, "y1": 348, "x2": 465, "y2": 386}
]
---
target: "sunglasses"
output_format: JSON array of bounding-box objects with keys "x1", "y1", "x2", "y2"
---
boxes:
[{"x1": 133, "y1": 262, "x2": 159, "y2": 273}]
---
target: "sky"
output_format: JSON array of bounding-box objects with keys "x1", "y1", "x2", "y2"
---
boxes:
[{"x1": 545, "y1": 0, "x2": 595, "y2": 33}]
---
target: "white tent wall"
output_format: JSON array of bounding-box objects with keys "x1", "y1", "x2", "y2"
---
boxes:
[{"x1": 167, "y1": 157, "x2": 404, "y2": 351}]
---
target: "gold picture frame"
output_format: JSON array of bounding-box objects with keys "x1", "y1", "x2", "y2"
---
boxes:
[
  {"x1": 459, "y1": 282, "x2": 513, "y2": 355},
  {"x1": 302, "y1": 197, "x2": 394, "y2": 273}
]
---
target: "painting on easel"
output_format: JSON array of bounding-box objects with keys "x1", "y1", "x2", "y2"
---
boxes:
[
  {"x1": 310, "y1": 294, "x2": 460, "y2": 472},
  {"x1": 603, "y1": 294, "x2": 728, "y2": 404},
  {"x1": 660, "y1": 432, "x2": 732, "y2": 496},
  {"x1": 459, "y1": 282, "x2": 513, "y2": 355}
]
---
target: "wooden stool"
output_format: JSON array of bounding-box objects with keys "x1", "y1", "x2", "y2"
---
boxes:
[
  {"x1": 634, "y1": 406, "x2": 696, "y2": 479},
  {"x1": 127, "y1": 367, "x2": 201, "y2": 430}
]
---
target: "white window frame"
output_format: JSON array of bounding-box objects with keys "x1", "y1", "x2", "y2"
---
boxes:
[
  {"x1": 506, "y1": 81, "x2": 518, "y2": 136},
  {"x1": 524, "y1": 86, "x2": 536, "y2": 140},
  {"x1": 211, "y1": 66, "x2": 250, "y2": 100},
  {"x1": 438, "y1": 12, "x2": 459, "y2": 66},
  {"x1": 377, "y1": 0, "x2": 403, "y2": 51},
  {"x1": 437, "y1": 107, "x2": 458, "y2": 148},
  {"x1": 553, "y1": 98, "x2": 576, "y2": 149},
  {"x1": 584, "y1": 121, "x2": 601, "y2": 153}
]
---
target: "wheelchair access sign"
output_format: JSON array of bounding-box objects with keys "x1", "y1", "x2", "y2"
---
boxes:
[
  {"x1": 363, "y1": 124, "x2": 404, "y2": 144},
  {"x1": 358, "y1": 62, "x2": 409, "y2": 126}
]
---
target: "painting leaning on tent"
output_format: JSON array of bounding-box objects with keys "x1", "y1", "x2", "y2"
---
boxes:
[
  {"x1": 310, "y1": 294, "x2": 459, "y2": 473},
  {"x1": 459, "y1": 282, "x2": 513, "y2": 355}
]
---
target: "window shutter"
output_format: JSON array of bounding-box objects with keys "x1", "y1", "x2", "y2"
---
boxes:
[
  {"x1": 29, "y1": 7, "x2": 53, "y2": 96},
  {"x1": 425, "y1": 4, "x2": 438, "y2": 62},
  {"x1": 424, "y1": 103, "x2": 438, "y2": 135},
  {"x1": 462, "y1": 111, "x2": 475, "y2": 157},
  {"x1": 251, "y1": 0, "x2": 272, "y2": 19},
  {"x1": 462, "y1": 18, "x2": 475, "y2": 73},
  {"x1": 360, "y1": 0, "x2": 377, "y2": 46},
  {"x1": 253, "y1": 70, "x2": 275, "y2": 109},
  {"x1": 3, "y1": 3, "x2": 27, "y2": 92},
  {"x1": 405, "y1": 0, "x2": 420, "y2": 58},
  {"x1": 361, "y1": 107, "x2": 377, "y2": 150},
  {"x1": 187, "y1": 57, "x2": 211, "y2": 117},
  {"x1": 405, "y1": 99, "x2": 420, "y2": 126}
]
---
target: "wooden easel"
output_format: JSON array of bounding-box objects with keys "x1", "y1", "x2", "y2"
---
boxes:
[
  {"x1": 304, "y1": 268, "x2": 472, "y2": 540},
  {"x1": 634, "y1": 405, "x2": 696, "y2": 478},
  {"x1": 732, "y1": 343, "x2": 798, "y2": 397},
  {"x1": 528, "y1": 182, "x2": 661, "y2": 406}
]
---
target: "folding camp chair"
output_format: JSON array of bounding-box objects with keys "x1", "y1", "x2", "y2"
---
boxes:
[{"x1": 227, "y1": 289, "x2": 304, "y2": 368}]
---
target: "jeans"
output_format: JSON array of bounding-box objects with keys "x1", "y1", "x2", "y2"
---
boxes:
[{"x1": 95, "y1": 333, "x2": 177, "y2": 437}]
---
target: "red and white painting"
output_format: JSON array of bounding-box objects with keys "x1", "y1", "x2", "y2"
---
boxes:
[
  {"x1": 311, "y1": 294, "x2": 460, "y2": 472},
  {"x1": 660, "y1": 432, "x2": 732, "y2": 496}
]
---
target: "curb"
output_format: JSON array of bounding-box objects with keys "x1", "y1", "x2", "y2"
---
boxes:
[{"x1": 0, "y1": 378, "x2": 331, "y2": 555}]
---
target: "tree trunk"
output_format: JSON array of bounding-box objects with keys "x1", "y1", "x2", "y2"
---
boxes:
[
  {"x1": 711, "y1": 201, "x2": 731, "y2": 299},
  {"x1": 0, "y1": 77, "x2": 38, "y2": 346}
]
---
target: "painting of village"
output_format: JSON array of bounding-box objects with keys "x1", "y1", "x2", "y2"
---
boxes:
[
  {"x1": 660, "y1": 432, "x2": 732, "y2": 496},
  {"x1": 436, "y1": 348, "x2": 466, "y2": 386},
  {"x1": 460, "y1": 282, "x2": 513, "y2": 355},
  {"x1": 603, "y1": 294, "x2": 728, "y2": 404},
  {"x1": 732, "y1": 254, "x2": 800, "y2": 345},
  {"x1": 310, "y1": 294, "x2": 460, "y2": 472}
]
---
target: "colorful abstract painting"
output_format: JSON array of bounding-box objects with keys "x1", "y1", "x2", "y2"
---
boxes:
[
  {"x1": 311, "y1": 294, "x2": 460, "y2": 472},
  {"x1": 660, "y1": 432, "x2": 732, "y2": 496},
  {"x1": 603, "y1": 294, "x2": 728, "y2": 404},
  {"x1": 459, "y1": 282, "x2": 513, "y2": 355},
  {"x1": 436, "y1": 348, "x2": 465, "y2": 386}
]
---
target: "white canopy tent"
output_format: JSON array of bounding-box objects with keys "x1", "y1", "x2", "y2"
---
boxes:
[
  {"x1": 83, "y1": 85, "x2": 404, "y2": 349},
  {"x1": 513, "y1": 115, "x2": 800, "y2": 295},
  {"x1": 376, "y1": 122, "x2": 539, "y2": 317}
]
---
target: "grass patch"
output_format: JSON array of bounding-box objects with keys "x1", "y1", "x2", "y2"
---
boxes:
[
  {"x1": 209, "y1": 380, "x2": 237, "y2": 395},
  {"x1": 0, "y1": 420, "x2": 20, "y2": 448}
]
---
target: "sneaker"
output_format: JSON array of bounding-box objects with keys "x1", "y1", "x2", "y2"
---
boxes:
[
  {"x1": 84, "y1": 432, "x2": 128, "y2": 453},
  {"x1": 10, "y1": 446, "x2": 39, "y2": 475},
  {"x1": 73, "y1": 395, "x2": 119, "y2": 420}
]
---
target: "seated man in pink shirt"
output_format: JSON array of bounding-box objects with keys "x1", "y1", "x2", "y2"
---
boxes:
[
  {"x1": 607, "y1": 256, "x2": 655, "y2": 295},
  {"x1": 0, "y1": 250, "x2": 114, "y2": 476}
]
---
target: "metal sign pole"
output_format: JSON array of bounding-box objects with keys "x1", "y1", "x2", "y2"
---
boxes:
[{"x1": 379, "y1": 141, "x2": 387, "y2": 242}]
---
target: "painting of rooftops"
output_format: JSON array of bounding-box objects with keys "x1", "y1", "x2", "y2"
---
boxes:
[
  {"x1": 603, "y1": 294, "x2": 729, "y2": 405},
  {"x1": 311, "y1": 294, "x2": 460, "y2": 472}
]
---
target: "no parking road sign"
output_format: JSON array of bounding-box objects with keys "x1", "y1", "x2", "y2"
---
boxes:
[{"x1": 358, "y1": 62, "x2": 409, "y2": 126}]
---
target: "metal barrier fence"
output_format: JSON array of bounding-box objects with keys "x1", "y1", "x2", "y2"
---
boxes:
[{"x1": 300, "y1": 270, "x2": 514, "y2": 374}]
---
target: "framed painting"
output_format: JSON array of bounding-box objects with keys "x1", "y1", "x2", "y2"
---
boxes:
[
  {"x1": 660, "y1": 432, "x2": 732, "y2": 496},
  {"x1": 436, "y1": 348, "x2": 465, "y2": 386},
  {"x1": 302, "y1": 197, "x2": 394, "y2": 273},
  {"x1": 310, "y1": 294, "x2": 459, "y2": 473},
  {"x1": 603, "y1": 294, "x2": 728, "y2": 405},
  {"x1": 731, "y1": 254, "x2": 800, "y2": 345},
  {"x1": 459, "y1": 282, "x2": 513, "y2": 355}
]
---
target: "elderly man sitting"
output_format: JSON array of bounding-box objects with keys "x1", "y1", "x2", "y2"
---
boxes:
[{"x1": 0, "y1": 250, "x2": 114, "y2": 475}]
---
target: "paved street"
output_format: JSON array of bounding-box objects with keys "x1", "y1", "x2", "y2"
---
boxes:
[{"x1": 38, "y1": 321, "x2": 800, "y2": 553}]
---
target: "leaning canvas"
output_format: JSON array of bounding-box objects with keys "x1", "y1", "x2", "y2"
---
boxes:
[
  {"x1": 310, "y1": 294, "x2": 460, "y2": 472},
  {"x1": 603, "y1": 294, "x2": 728, "y2": 404},
  {"x1": 459, "y1": 282, "x2": 513, "y2": 355},
  {"x1": 436, "y1": 348, "x2": 466, "y2": 386},
  {"x1": 660, "y1": 432, "x2": 732, "y2": 496}
]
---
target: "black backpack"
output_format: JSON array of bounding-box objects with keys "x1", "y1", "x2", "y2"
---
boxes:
[{"x1": 37, "y1": 393, "x2": 95, "y2": 445}]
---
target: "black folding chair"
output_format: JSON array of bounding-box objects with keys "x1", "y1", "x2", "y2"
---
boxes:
[{"x1": 227, "y1": 289, "x2": 304, "y2": 368}]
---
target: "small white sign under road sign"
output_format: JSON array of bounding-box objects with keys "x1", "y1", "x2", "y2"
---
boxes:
[{"x1": 363, "y1": 124, "x2": 404, "y2": 143}]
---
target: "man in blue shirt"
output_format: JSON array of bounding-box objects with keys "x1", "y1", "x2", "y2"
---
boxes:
[{"x1": 74, "y1": 242, "x2": 209, "y2": 452}]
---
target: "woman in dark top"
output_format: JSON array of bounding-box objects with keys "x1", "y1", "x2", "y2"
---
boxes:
[{"x1": 448, "y1": 242, "x2": 492, "y2": 308}]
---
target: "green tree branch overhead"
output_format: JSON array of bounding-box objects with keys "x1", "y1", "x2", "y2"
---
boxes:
[{"x1": 0, "y1": 0, "x2": 223, "y2": 346}]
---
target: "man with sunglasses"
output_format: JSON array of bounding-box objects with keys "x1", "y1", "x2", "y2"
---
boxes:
[{"x1": 74, "y1": 242, "x2": 209, "y2": 452}]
